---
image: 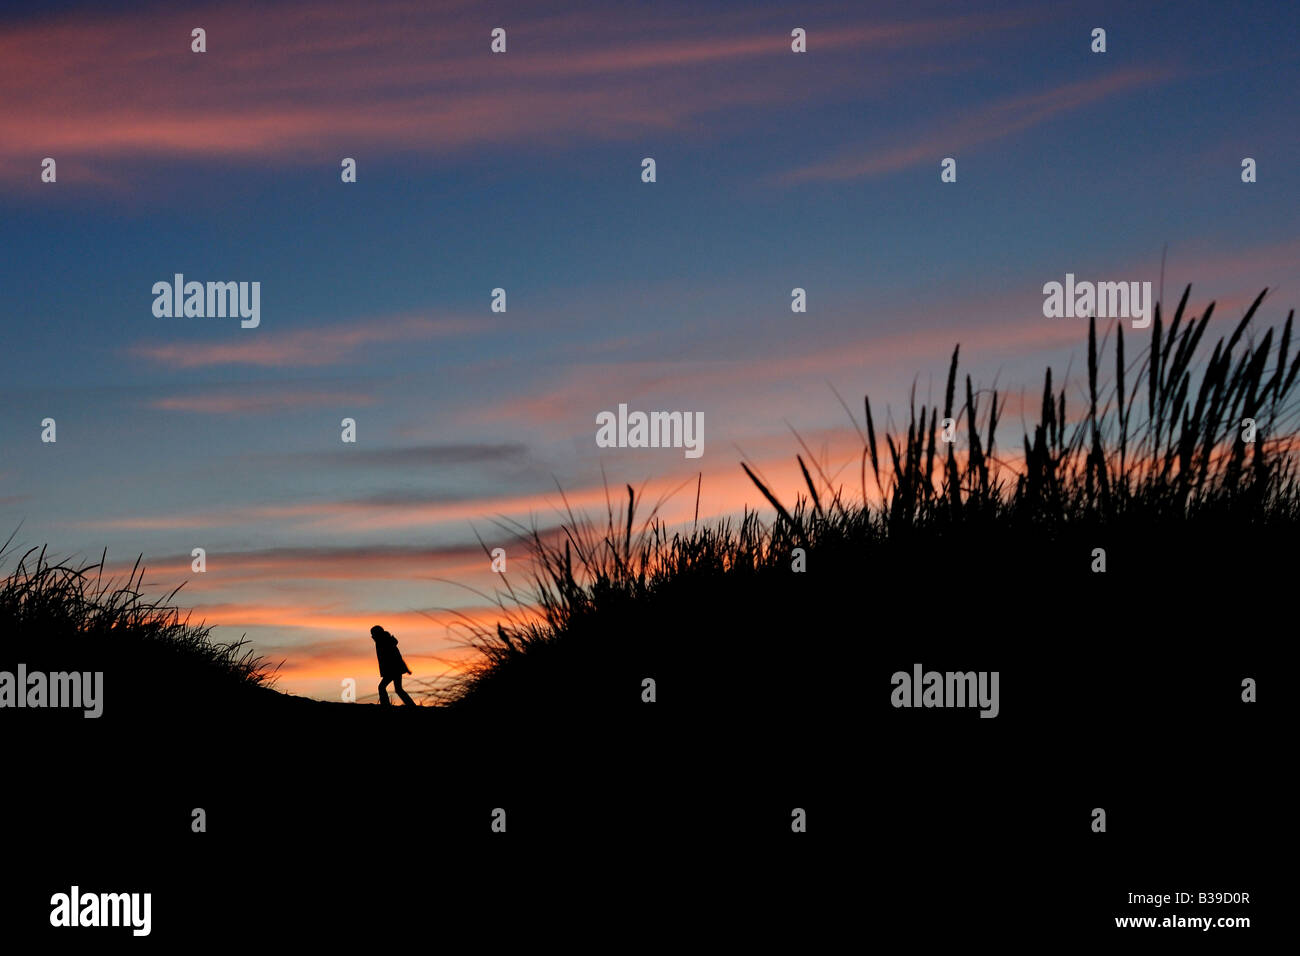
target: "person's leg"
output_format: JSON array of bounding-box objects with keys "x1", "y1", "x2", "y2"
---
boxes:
[
  {"x1": 393, "y1": 674, "x2": 415, "y2": 707},
  {"x1": 378, "y1": 677, "x2": 392, "y2": 706}
]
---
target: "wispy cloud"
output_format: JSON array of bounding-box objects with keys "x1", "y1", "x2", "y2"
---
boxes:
[
  {"x1": 266, "y1": 443, "x2": 532, "y2": 468},
  {"x1": 129, "y1": 313, "x2": 479, "y2": 368},
  {"x1": 149, "y1": 388, "x2": 378, "y2": 413},
  {"x1": 106, "y1": 543, "x2": 493, "y2": 582},
  {"x1": 69, "y1": 449, "x2": 771, "y2": 541},
  {"x1": 0, "y1": 0, "x2": 1034, "y2": 182},
  {"x1": 76, "y1": 483, "x2": 620, "y2": 533},
  {"x1": 785, "y1": 68, "x2": 1174, "y2": 182}
]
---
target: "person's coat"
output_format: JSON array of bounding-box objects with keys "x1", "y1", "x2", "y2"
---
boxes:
[{"x1": 371, "y1": 629, "x2": 411, "y2": 679}]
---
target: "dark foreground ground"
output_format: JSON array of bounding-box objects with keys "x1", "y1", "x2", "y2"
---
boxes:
[{"x1": 3, "y1": 525, "x2": 1284, "y2": 946}]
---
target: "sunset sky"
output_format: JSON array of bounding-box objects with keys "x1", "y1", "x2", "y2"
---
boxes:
[{"x1": 2, "y1": 0, "x2": 1297, "y2": 700}]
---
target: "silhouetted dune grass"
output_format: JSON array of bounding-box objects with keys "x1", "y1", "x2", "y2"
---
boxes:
[
  {"x1": 444, "y1": 288, "x2": 1299, "y2": 724},
  {"x1": 2, "y1": 288, "x2": 1294, "y2": 735},
  {"x1": 0, "y1": 543, "x2": 279, "y2": 717}
]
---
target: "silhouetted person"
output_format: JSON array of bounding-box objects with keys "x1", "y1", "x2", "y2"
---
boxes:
[{"x1": 370, "y1": 625, "x2": 415, "y2": 707}]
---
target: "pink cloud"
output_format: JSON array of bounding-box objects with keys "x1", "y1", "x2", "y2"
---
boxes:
[
  {"x1": 104, "y1": 544, "x2": 497, "y2": 585},
  {"x1": 0, "y1": 1, "x2": 1036, "y2": 182},
  {"x1": 129, "y1": 313, "x2": 480, "y2": 368}
]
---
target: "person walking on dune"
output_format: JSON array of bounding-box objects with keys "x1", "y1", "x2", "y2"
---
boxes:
[{"x1": 369, "y1": 625, "x2": 415, "y2": 707}]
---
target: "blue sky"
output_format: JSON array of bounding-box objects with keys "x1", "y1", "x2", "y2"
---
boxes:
[{"x1": 2, "y1": 0, "x2": 1297, "y2": 697}]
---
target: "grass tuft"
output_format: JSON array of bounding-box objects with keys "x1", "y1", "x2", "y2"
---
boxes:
[{"x1": 443, "y1": 288, "x2": 1300, "y2": 714}]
